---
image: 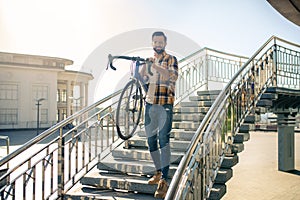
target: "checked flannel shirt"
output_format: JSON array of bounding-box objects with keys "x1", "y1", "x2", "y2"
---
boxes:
[{"x1": 145, "y1": 51, "x2": 178, "y2": 105}]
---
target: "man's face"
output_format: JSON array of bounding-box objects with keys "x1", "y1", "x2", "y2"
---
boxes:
[{"x1": 152, "y1": 35, "x2": 166, "y2": 54}]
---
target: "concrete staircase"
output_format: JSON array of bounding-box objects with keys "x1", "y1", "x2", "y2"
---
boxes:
[{"x1": 65, "y1": 90, "x2": 256, "y2": 200}]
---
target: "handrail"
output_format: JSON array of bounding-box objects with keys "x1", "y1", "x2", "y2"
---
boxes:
[
  {"x1": 1, "y1": 35, "x2": 298, "y2": 199},
  {"x1": 0, "y1": 89, "x2": 123, "y2": 199},
  {"x1": 0, "y1": 89, "x2": 122, "y2": 167},
  {"x1": 0, "y1": 44, "x2": 252, "y2": 200},
  {"x1": 0, "y1": 136, "x2": 9, "y2": 169},
  {"x1": 179, "y1": 47, "x2": 249, "y2": 63},
  {"x1": 175, "y1": 47, "x2": 248, "y2": 104},
  {"x1": 166, "y1": 35, "x2": 300, "y2": 199}
]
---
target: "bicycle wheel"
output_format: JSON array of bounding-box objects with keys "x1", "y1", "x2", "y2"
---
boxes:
[{"x1": 116, "y1": 79, "x2": 143, "y2": 140}]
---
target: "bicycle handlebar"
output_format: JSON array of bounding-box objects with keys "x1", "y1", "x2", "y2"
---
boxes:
[{"x1": 107, "y1": 54, "x2": 153, "y2": 76}]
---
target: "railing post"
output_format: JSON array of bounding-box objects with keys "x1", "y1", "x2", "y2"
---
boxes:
[
  {"x1": 273, "y1": 40, "x2": 278, "y2": 87},
  {"x1": 205, "y1": 49, "x2": 209, "y2": 90},
  {"x1": 57, "y1": 128, "x2": 65, "y2": 199}
]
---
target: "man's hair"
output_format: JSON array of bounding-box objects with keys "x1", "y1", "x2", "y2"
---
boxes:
[{"x1": 152, "y1": 31, "x2": 167, "y2": 42}]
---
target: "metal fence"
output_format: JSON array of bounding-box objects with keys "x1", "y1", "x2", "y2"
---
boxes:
[
  {"x1": 175, "y1": 47, "x2": 248, "y2": 104},
  {"x1": 0, "y1": 46, "x2": 246, "y2": 199},
  {"x1": 0, "y1": 91, "x2": 122, "y2": 199},
  {"x1": 166, "y1": 36, "x2": 300, "y2": 199},
  {"x1": 1, "y1": 36, "x2": 298, "y2": 199}
]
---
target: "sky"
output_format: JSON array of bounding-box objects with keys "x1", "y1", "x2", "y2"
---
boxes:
[
  {"x1": 1, "y1": 0, "x2": 300, "y2": 65},
  {"x1": 1, "y1": 0, "x2": 300, "y2": 101}
]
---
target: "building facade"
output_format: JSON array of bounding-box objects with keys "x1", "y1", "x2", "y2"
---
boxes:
[{"x1": 0, "y1": 52, "x2": 93, "y2": 130}]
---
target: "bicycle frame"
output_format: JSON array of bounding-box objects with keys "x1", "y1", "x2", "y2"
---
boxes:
[
  {"x1": 107, "y1": 54, "x2": 152, "y2": 95},
  {"x1": 131, "y1": 60, "x2": 149, "y2": 95},
  {"x1": 107, "y1": 54, "x2": 152, "y2": 140}
]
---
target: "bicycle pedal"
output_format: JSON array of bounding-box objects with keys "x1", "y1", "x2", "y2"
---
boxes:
[{"x1": 128, "y1": 108, "x2": 138, "y2": 112}]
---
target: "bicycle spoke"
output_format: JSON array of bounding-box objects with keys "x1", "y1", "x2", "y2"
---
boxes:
[{"x1": 116, "y1": 79, "x2": 143, "y2": 140}]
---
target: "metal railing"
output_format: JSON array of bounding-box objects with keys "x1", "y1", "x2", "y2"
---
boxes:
[
  {"x1": 0, "y1": 47, "x2": 246, "y2": 200},
  {"x1": 0, "y1": 136, "x2": 9, "y2": 169},
  {"x1": 166, "y1": 36, "x2": 300, "y2": 199},
  {"x1": 175, "y1": 47, "x2": 248, "y2": 104},
  {"x1": 0, "y1": 42, "x2": 283, "y2": 200},
  {"x1": 0, "y1": 91, "x2": 123, "y2": 199},
  {"x1": 0, "y1": 47, "x2": 248, "y2": 200}
]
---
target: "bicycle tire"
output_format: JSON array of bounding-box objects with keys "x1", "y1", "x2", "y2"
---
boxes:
[{"x1": 116, "y1": 79, "x2": 143, "y2": 140}]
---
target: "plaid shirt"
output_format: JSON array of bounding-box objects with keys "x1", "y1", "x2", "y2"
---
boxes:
[{"x1": 145, "y1": 51, "x2": 178, "y2": 105}]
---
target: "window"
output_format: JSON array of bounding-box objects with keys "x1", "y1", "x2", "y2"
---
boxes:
[
  {"x1": 32, "y1": 85, "x2": 48, "y2": 100},
  {"x1": 56, "y1": 109, "x2": 60, "y2": 122},
  {"x1": 40, "y1": 109, "x2": 48, "y2": 124},
  {"x1": 0, "y1": 108, "x2": 18, "y2": 125},
  {"x1": 0, "y1": 84, "x2": 18, "y2": 100},
  {"x1": 57, "y1": 89, "x2": 60, "y2": 102},
  {"x1": 61, "y1": 89, "x2": 67, "y2": 102},
  {"x1": 61, "y1": 109, "x2": 67, "y2": 120},
  {"x1": 0, "y1": 84, "x2": 18, "y2": 125}
]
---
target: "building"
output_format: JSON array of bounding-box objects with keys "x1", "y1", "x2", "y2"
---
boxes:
[{"x1": 0, "y1": 52, "x2": 93, "y2": 130}]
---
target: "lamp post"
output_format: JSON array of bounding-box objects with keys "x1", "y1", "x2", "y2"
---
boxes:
[{"x1": 36, "y1": 98, "x2": 45, "y2": 135}]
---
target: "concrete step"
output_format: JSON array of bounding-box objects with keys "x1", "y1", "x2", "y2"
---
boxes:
[
  {"x1": 239, "y1": 124, "x2": 252, "y2": 133},
  {"x1": 260, "y1": 92, "x2": 278, "y2": 100},
  {"x1": 70, "y1": 167, "x2": 229, "y2": 200},
  {"x1": 172, "y1": 129, "x2": 250, "y2": 143},
  {"x1": 231, "y1": 143, "x2": 244, "y2": 154},
  {"x1": 222, "y1": 154, "x2": 239, "y2": 169},
  {"x1": 127, "y1": 136, "x2": 190, "y2": 151},
  {"x1": 172, "y1": 121, "x2": 200, "y2": 131},
  {"x1": 234, "y1": 132, "x2": 250, "y2": 143},
  {"x1": 136, "y1": 129, "x2": 186, "y2": 140},
  {"x1": 173, "y1": 113, "x2": 204, "y2": 122},
  {"x1": 173, "y1": 129, "x2": 196, "y2": 141},
  {"x1": 256, "y1": 99, "x2": 273, "y2": 107},
  {"x1": 97, "y1": 155, "x2": 178, "y2": 178},
  {"x1": 215, "y1": 168, "x2": 233, "y2": 184},
  {"x1": 112, "y1": 147, "x2": 184, "y2": 164},
  {"x1": 208, "y1": 184, "x2": 226, "y2": 200},
  {"x1": 256, "y1": 106, "x2": 268, "y2": 114},
  {"x1": 179, "y1": 101, "x2": 213, "y2": 108},
  {"x1": 80, "y1": 171, "x2": 159, "y2": 195},
  {"x1": 98, "y1": 154, "x2": 234, "y2": 179},
  {"x1": 173, "y1": 106, "x2": 210, "y2": 114},
  {"x1": 67, "y1": 89, "x2": 248, "y2": 200},
  {"x1": 197, "y1": 90, "x2": 221, "y2": 96},
  {"x1": 244, "y1": 114, "x2": 261, "y2": 123},
  {"x1": 189, "y1": 94, "x2": 219, "y2": 101},
  {"x1": 65, "y1": 185, "x2": 156, "y2": 200}
]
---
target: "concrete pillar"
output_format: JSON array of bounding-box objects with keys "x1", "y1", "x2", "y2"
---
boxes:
[
  {"x1": 66, "y1": 81, "x2": 72, "y2": 116},
  {"x1": 80, "y1": 82, "x2": 85, "y2": 109},
  {"x1": 277, "y1": 114, "x2": 295, "y2": 171},
  {"x1": 85, "y1": 83, "x2": 88, "y2": 106}
]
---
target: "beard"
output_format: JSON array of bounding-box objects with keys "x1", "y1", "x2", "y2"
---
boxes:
[{"x1": 153, "y1": 47, "x2": 165, "y2": 54}]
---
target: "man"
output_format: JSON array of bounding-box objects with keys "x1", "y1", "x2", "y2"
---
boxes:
[{"x1": 141, "y1": 31, "x2": 178, "y2": 198}]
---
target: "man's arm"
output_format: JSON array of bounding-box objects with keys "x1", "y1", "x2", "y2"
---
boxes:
[{"x1": 152, "y1": 62, "x2": 170, "y2": 78}]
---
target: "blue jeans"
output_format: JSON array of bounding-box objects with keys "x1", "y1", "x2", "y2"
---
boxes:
[{"x1": 145, "y1": 103, "x2": 173, "y2": 180}]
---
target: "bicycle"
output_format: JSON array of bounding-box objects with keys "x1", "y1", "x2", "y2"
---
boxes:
[{"x1": 107, "y1": 54, "x2": 153, "y2": 140}]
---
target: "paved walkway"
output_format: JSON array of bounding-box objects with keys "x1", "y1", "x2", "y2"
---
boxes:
[
  {"x1": 0, "y1": 129, "x2": 49, "y2": 159},
  {"x1": 223, "y1": 131, "x2": 300, "y2": 200}
]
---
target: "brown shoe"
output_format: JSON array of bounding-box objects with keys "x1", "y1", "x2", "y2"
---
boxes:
[
  {"x1": 148, "y1": 171, "x2": 162, "y2": 185},
  {"x1": 154, "y1": 179, "x2": 168, "y2": 199}
]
